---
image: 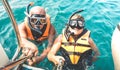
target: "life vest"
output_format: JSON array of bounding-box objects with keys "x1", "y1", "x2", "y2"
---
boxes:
[
  {"x1": 24, "y1": 14, "x2": 51, "y2": 41},
  {"x1": 61, "y1": 29, "x2": 92, "y2": 64}
]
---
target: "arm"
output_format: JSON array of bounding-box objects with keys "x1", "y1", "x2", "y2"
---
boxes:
[
  {"x1": 32, "y1": 24, "x2": 56, "y2": 63},
  {"x1": 47, "y1": 34, "x2": 65, "y2": 65},
  {"x1": 88, "y1": 38, "x2": 100, "y2": 62},
  {"x1": 18, "y1": 23, "x2": 38, "y2": 56}
]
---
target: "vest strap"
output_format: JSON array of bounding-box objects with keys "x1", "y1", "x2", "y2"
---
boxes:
[{"x1": 62, "y1": 42, "x2": 90, "y2": 47}]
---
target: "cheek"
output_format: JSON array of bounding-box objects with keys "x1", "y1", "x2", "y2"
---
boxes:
[{"x1": 31, "y1": 24, "x2": 35, "y2": 28}]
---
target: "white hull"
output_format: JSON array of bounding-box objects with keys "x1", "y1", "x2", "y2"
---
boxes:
[
  {"x1": 0, "y1": 43, "x2": 9, "y2": 67},
  {"x1": 111, "y1": 24, "x2": 120, "y2": 70}
]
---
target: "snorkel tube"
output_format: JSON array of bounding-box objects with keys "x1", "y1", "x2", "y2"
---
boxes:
[
  {"x1": 25, "y1": 2, "x2": 42, "y2": 35},
  {"x1": 65, "y1": 10, "x2": 84, "y2": 41},
  {"x1": 26, "y1": 2, "x2": 34, "y2": 15}
]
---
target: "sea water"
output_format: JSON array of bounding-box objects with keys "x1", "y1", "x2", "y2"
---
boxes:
[{"x1": 0, "y1": 0, "x2": 120, "y2": 70}]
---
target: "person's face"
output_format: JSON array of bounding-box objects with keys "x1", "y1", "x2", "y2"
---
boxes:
[
  {"x1": 68, "y1": 19, "x2": 84, "y2": 35},
  {"x1": 30, "y1": 14, "x2": 46, "y2": 29}
]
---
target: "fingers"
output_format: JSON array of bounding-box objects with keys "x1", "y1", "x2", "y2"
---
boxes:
[
  {"x1": 27, "y1": 59, "x2": 33, "y2": 66},
  {"x1": 27, "y1": 57, "x2": 37, "y2": 66},
  {"x1": 27, "y1": 50, "x2": 34, "y2": 57},
  {"x1": 22, "y1": 48, "x2": 29, "y2": 55},
  {"x1": 34, "y1": 50, "x2": 38, "y2": 56},
  {"x1": 58, "y1": 57, "x2": 65, "y2": 65},
  {"x1": 22, "y1": 48, "x2": 30, "y2": 56},
  {"x1": 54, "y1": 56, "x2": 65, "y2": 65},
  {"x1": 22, "y1": 47, "x2": 38, "y2": 57},
  {"x1": 60, "y1": 57, "x2": 65, "y2": 61}
]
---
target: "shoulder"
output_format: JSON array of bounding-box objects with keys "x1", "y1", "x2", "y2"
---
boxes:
[
  {"x1": 57, "y1": 34, "x2": 63, "y2": 40},
  {"x1": 46, "y1": 14, "x2": 56, "y2": 34},
  {"x1": 18, "y1": 18, "x2": 28, "y2": 31},
  {"x1": 58, "y1": 34, "x2": 62, "y2": 38},
  {"x1": 88, "y1": 37, "x2": 94, "y2": 44},
  {"x1": 19, "y1": 22, "x2": 26, "y2": 29},
  {"x1": 49, "y1": 23, "x2": 56, "y2": 35}
]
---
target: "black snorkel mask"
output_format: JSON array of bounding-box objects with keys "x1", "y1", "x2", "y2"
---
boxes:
[
  {"x1": 68, "y1": 10, "x2": 84, "y2": 29},
  {"x1": 65, "y1": 10, "x2": 84, "y2": 41},
  {"x1": 30, "y1": 14, "x2": 46, "y2": 25},
  {"x1": 69, "y1": 18, "x2": 84, "y2": 29},
  {"x1": 24, "y1": 3, "x2": 45, "y2": 35}
]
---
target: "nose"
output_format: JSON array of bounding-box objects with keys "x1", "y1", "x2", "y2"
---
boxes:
[
  {"x1": 75, "y1": 23, "x2": 78, "y2": 27},
  {"x1": 35, "y1": 21, "x2": 41, "y2": 25}
]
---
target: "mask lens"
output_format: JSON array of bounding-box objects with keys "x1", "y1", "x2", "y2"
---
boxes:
[
  {"x1": 30, "y1": 18, "x2": 37, "y2": 24},
  {"x1": 69, "y1": 20, "x2": 84, "y2": 29},
  {"x1": 78, "y1": 20, "x2": 84, "y2": 27},
  {"x1": 69, "y1": 20, "x2": 77, "y2": 29},
  {"x1": 40, "y1": 18, "x2": 46, "y2": 24}
]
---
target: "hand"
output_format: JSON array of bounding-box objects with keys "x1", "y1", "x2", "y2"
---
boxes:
[
  {"x1": 22, "y1": 45, "x2": 38, "y2": 57},
  {"x1": 21, "y1": 38, "x2": 39, "y2": 57},
  {"x1": 53, "y1": 56, "x2": 65, "y2": 65},
  {"x1": 27, "y1": 56, "x2": 40, "y2": 66}
]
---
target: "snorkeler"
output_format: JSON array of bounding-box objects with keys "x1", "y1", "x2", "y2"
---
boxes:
[
  {"x1": 18, "y1": 3, "x2": 56, "y2": 65},
  {"x1": 47, "y1": 10, "x2": 100, "y2": 70}
]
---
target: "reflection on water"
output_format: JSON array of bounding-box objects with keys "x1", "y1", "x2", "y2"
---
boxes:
[{"x1": 0, "y1": 0, "x2": 120, "y2": 70}]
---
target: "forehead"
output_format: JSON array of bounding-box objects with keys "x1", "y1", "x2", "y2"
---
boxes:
[
  {"x1": 31, "y1": 10, "x2": 45, "y2": 15},
  {"x1": 30, "y1": 7, "x2": 46, "y2": 15},
  {"x1": 71, "y1": 14, "x2": 83, "y2": 20}
]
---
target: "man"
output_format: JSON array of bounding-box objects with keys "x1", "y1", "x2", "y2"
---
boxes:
[
  {"x1": 19, "y1": 5, "x2": 56, "y2": 65},
  {"x1": 48, "y1": 10, "x2": 100, "y2": 70}
]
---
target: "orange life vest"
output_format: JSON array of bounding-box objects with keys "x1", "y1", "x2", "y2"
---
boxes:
[{"x1": 24, "y1": 14, "x2": 51, "y2": 41}]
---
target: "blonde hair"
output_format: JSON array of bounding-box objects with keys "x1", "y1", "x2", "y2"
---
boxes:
[{"x1": 71, "y1": 14, "x2": 84, "y2": 22}]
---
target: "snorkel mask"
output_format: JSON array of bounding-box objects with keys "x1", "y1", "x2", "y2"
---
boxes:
[
  {"x1": 24, "y1": 3, "x2": 46, "y2": 35},
  {"x1": 69, "y1": 18, "x2": 84, "y2": 29},
  {"x1": 68, "y1": 10, "x2": 84, "y2": 29},
  {"x1": 30, "y1": 14, "x2": 46, "y2": 25},
  {"x1": 65, "y1": 10, "x2": 84, "y2": 41}
]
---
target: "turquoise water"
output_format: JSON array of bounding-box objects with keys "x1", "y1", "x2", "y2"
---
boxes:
[{"x1": 0, "y1": 0, "x2": 120, "y2": 70}]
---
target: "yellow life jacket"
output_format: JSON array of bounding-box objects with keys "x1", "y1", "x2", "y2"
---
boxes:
[
  {"x1": 61, "y1": 29, "x2": 91, "y2": 64},
  {"x1": 24, "y1": 14, "x2": 51, "y2": 41}
]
